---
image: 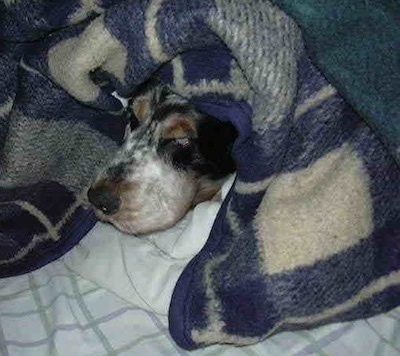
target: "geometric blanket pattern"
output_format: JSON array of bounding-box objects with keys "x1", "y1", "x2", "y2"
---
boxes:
[{"x1": 1, "y1": 0, "x2": 399, "y2": 350}]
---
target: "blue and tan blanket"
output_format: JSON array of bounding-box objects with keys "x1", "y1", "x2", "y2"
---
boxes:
[{"x1": 1, "y1": 0, "x2": 399, "y2": 350}]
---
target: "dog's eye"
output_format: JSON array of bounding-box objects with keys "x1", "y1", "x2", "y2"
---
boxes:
[
  {"x1": 173, "y1": 137, "x2": 190, "y2": 148},
  {"x1": 159, "y1": 137, "x2": 191, "y2": 149},
  {"x1": 158, "y1": 137, "x2": 197, "y2": 169}
]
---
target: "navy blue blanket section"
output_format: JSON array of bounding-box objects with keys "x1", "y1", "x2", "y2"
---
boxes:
[{"x1": 1, "y1": 0, "x2": 399, "y2": 350}]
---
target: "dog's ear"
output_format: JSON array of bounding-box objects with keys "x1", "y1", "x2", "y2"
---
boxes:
[
  {"x1": 128, "y1": 78, "x2": 160, "y2": 122},
  {"x1": 192, "y1": 177, "x2": 222, "y2": 206},
  {"x1": 129, "y1": 93, "x2": 152, "y2": 123}
]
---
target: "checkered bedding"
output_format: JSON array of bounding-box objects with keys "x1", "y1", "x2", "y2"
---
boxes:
[{"x1": 1, "y1": 259, "x2": 400, "y2": 356}]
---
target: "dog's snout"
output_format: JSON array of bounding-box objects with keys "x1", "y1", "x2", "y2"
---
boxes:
[{"x1": 87, "y1": 186, "x2": 121, "y2": 215}]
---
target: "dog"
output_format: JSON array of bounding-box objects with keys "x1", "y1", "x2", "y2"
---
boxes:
[{"x1": 88, "y1": 80, "x2": 237, "y2": 235}]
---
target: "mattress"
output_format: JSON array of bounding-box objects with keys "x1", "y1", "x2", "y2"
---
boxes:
[{"x1": 1, "y1": 176, "x2": 400, "y2": 355}]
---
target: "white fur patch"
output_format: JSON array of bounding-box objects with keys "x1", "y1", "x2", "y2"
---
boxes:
[
  {"x1": 255, "y1": 144, "x2": 373, "y2": 274},
  {"x1": 105, "y1": 155, "x2": 197, "y2": 234}
]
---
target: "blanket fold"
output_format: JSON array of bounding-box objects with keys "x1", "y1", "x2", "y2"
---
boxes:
[{"x1": 1, "y1": 0, "x2": 399, "y2": 351}]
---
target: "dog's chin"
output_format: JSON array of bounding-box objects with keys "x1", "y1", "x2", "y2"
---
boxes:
[
  {"x1": 106, "y1": 218, "x2": 179, "y2": 236},
  {"x1": 93, "y1": 209, "x2": 188, "y2": 236},
  {"x1": 108, "y1": 219, "x2": 140, "y2": 235}
]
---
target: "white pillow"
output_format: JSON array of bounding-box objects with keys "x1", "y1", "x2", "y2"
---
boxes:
[{"x1": 63, "y1": 175, "x2": 235, "y2": 314}]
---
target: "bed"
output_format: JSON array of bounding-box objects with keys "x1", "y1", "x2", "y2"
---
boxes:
[
  {"x1": 2, "y1": 179, "x2": 400, "y2": 355},
  {"x1": 1, "y1": 0, "x2": 400, "y2": 354}
]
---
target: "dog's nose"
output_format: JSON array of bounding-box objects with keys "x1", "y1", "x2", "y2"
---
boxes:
[{"x1": 87, "y1": 186, "x2": 121, "y2": 215}]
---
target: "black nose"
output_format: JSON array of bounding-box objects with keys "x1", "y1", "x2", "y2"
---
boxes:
[{"x1": 87, "y1": 186, "x2": 121, "y2": 215}]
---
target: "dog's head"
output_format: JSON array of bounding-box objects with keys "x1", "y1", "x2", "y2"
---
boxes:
[{"x1": 88, "y1": 81, "x2": 237, "y2": 234}]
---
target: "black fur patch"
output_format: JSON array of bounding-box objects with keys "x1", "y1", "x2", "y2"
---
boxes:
[
  {"x1": 193, "y1": 114, "x2": 237, "y2": 179},
  {"x1": 157, "y1": 113, "x2": 237, "y2": 178},
  {"x1": 158, "y1": 138, "x2": 197, "y2": 170},
  {"x1": 130, "y1": 79, "x2": 238, "y2": 179},
  {"x1": 152, "y1": 104, "x2": 192, "y2": 123}
]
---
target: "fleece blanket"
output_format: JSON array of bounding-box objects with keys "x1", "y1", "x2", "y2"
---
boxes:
[{"x1": 1, "y1": 0, "x2": 400, "y2": 350}]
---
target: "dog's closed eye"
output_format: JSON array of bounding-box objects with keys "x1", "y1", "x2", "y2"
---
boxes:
[
  {"x1": 174, "y1": 137, "x2": 190, "y2": 147},
  {"x1": 158, "y1": 137, "x2": 199, "y2": 170}
]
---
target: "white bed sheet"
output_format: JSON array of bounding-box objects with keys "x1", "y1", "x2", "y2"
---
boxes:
[{"x1": 63, "y1": 175, "x2": 236, "y2": 315}]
